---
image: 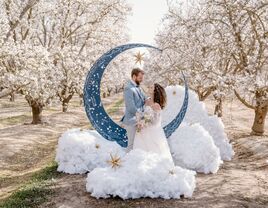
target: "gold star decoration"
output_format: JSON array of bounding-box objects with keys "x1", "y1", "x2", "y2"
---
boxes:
[
  {"x1": 95, "y1": 144, "x2": 100, "y2": 149},
  {"x1": 107, "y1": 153, "x2": 121, "y2": 169},
  {"x1": 173, "y1": 91, "x2": 176, "y2": 95},
  {"x1": 134, "y1": 51, "x2": 145, "y2": 65}
]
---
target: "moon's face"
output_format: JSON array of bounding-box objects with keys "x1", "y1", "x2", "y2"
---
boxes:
[{"x1": 83, "y1": 43, "x2": 188, "y2": 147}]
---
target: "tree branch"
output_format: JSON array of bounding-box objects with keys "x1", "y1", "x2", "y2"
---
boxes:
[{"x1": 234, "y1": 89, "x2": 256, "y2": 109}]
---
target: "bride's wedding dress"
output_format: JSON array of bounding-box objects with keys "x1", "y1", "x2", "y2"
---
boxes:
[
  {"x1": 133, "y1": 105, "x2": 173, "y2": 163},
  {"x1": 56, "y1": 103, "x2": 197, "y2": 200},
  {"x1": 85, "y1": 104, "x2": 196, "y2": 199}
]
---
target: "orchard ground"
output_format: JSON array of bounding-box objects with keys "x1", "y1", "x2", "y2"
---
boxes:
[{"x1": 0, "y1": 93, "x2": 268, "y2": 208}]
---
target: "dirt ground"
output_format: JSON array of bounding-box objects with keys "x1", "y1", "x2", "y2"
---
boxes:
[
  {"x1": 0, "y1": 94, "x2": 122, "y2": 199},
  {"x1": 1, "y1": 94, "x2": 268, "y2": 207}
]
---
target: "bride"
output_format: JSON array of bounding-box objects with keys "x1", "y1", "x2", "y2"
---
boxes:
[{"x1": 133, "y1": 83, "x2": 173, "y2": 163}]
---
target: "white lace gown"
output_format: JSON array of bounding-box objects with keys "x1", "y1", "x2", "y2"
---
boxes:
[{"x1": 133, "y1": 106, "x2": 174, "y2": 163}]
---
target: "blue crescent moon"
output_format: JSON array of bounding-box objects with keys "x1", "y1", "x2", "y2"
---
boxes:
[{"x1": 83, "y1": 43, "x2": 188, "y2": 147}]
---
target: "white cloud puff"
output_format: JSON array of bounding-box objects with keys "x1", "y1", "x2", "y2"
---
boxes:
[{"x1": 86, "y1": 149, "x2": 196, "y2": 199}]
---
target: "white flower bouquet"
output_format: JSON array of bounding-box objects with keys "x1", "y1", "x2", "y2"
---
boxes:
[{"x1": 136, "y1": 106, "x2": 155, "y2": 132}]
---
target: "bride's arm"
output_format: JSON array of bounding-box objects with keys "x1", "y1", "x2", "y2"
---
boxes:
[
  {"x1": 149, "y1": 103, "x2": 161, "y2": 125},
  {"x1": 152, "y1": 103, "x2": 161, "y2": 112}
]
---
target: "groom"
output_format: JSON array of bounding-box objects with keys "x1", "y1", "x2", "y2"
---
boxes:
[{"x1": 120, "y1": 68, "x2": 148, "y2": 152}]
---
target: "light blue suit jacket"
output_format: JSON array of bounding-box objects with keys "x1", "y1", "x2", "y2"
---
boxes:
[{"x1": 121, "y1": 80, "x2": 147, "y2": 126}]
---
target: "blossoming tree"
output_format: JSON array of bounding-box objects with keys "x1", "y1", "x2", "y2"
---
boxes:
[
  {"x1": 146, "y1": 0, "x2": 267, "y2": 135},
  {"x1": 0, "y1": 0, "x2": 131, "y2": 122}
]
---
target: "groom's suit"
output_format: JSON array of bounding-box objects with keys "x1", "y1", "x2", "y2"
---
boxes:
[{"x1": 120, "y1": 79, "x2": 147, "y2": 152}]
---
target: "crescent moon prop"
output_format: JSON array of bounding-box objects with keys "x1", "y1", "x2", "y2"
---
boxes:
[{"x1": 83, "y1": 43, "x2": 188, "y2": 147}]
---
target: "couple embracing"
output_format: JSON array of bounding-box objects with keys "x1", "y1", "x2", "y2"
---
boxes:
[{"x1": 120, "y1": 68, "x2": 173, "y2": 163}]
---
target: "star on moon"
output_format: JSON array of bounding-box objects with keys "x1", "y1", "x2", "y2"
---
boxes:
[{"x1": 134, "y1": 51, "x2": 145, "y2": 65}]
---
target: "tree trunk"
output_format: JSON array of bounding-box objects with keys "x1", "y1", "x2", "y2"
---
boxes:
[
  {"x1": 79, "y1": 94, "x2": 84, "y2": 106},
  {"x1": 120, "y1": 84, "x2": 124, "y2": 92},
  {"x1": 115, "y1": 87, "x2": 119, "y2": 94},
  {"x1": 107, "y1": 90, "x2": 112, "y2": 97},
  {"x1": 251, "y1": 104, "x2": 267, "y2": 136},
  {"x1": 31, "y1": 104, "x2": 43, "y2": 124},
  {"x1": 214, "y1": 99, "x2": 223, "y2": 117},
  {"x1": 9, "y1": 92, "x2": 15, "y2": 102},
  {"x1": 62, "y1": 100, "x2": 69, "y2": 112},
  {"x1": 213, "y1": 95, "x2": 223, "y2": 117},
  {"x1": 61, "y1": 94, "x2": 73, "y2": 112},
  {"x1": 80, "y1": 99, "x2": 84, "y2": 106}
]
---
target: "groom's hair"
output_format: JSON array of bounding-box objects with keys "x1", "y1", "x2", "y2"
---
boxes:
[{"x1": 131, "y1": 68, "x2": 144, "y2": 77}]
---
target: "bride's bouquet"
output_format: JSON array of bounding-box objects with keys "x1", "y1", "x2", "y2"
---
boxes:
[{"x1": 136, "y1": 106, "x2": 155, "y2": 132}]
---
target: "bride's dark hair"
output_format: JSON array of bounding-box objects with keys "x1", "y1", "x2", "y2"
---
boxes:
[{"x1": 153, "y1": 83, "x2": 167, "y2": 109}]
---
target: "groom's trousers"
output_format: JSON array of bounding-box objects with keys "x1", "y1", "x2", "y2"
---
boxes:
[{"x1": 124, "y1": 125, "x2": 136, "y2": 153}]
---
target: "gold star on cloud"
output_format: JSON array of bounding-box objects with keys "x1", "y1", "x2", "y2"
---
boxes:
[
  {"x1": 134, "y1": 51, "x2": 145, "y2": 65},
  {"x1": 107, "y1": 153, "x2": 121, "y2": 169}
]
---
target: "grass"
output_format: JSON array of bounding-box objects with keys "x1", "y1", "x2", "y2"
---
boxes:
[{"x1": 0, "y1": 161, "x2": 62, "y2": 208}]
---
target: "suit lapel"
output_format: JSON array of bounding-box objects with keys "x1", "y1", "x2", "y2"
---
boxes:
[
  {"x1": 129, "y1": 80, "x2": 143, "y2": 101},
  {"x1": 136, "y1": 87, "x2": 143, "y2": 100}
]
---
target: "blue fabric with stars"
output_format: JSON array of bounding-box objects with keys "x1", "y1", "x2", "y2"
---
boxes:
[{"x1": 83, "y1": 43, "x2": 189, "y2": 147}]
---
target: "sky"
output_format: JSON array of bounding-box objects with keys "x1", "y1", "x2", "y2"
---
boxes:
[{"x1": 126, "y1": 0, "x2": 168, "y2": 44}]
